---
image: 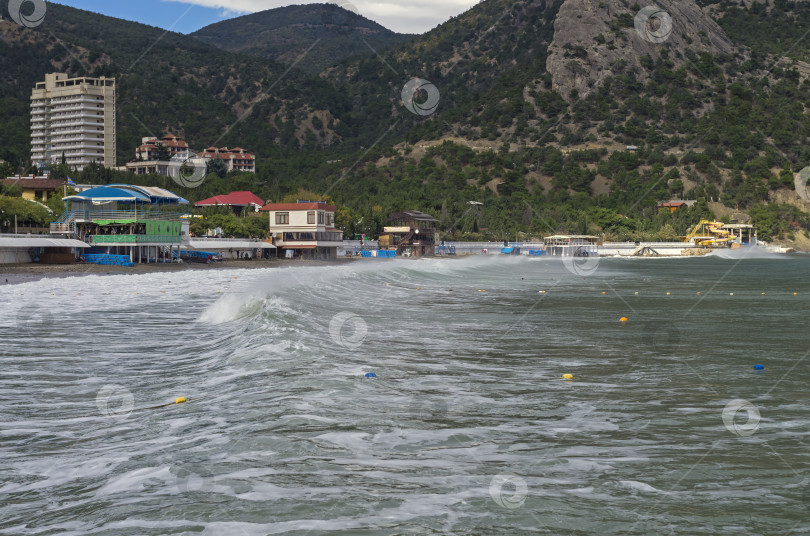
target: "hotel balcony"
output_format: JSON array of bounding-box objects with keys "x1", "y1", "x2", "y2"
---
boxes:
[{"x1": 278, "y1": 231, "x2": 344, "y2": 247}]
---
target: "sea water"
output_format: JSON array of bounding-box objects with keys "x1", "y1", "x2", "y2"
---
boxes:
[{"x1": 0, "y1": 253, "x2": 808, "y2": 535}]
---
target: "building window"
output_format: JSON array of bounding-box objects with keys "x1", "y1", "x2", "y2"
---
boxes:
[
  {"x1": 307, "y1": 211, "x2": 316, "y2": 224},
  {"x1": 275, "y1": 212, "x2": 289, "y2": 225},
  {"x1": 326, "y1": 212, "x2": 334, "y2": 226},
  {"x1": 318, "y1": 211, "x2": 324, "y2": 224}
]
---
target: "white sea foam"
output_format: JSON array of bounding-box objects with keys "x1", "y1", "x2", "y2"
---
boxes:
[{"x1": 706, "y1": 246, "x2": 787, "y2": 260}]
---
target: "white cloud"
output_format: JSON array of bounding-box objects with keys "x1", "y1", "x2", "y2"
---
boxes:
[{"x1": 163, "y1": 0, "x2": 480, "y2": 33}]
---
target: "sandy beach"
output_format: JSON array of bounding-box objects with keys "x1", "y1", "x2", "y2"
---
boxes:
[{"x1": 0, "y1": 258, "x2": 356, "y2": 285}]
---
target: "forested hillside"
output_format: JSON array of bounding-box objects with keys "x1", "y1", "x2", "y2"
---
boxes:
[
  {"x1": 192, "y1": 4, "x2": 413, "y2": 74},
  {"x1": 2, "y1": 0, "x2": 810, "y2": 246}
]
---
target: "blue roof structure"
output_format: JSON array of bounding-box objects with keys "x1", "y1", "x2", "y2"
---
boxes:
[{"x1": 63, "y1": 184, "x2": 189, "y2": 205}]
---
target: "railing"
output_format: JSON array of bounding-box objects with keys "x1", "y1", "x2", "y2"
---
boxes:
[
  {"x1": 50, "y1": 222, "x2": 75, "y2": 234},
  {"x1": 56, "y1": 210, "x2": 187, "y2": 223},
  {"x1": 602, "y1": 242, "x2": 696, "y2": 248},
  {"x1": 192, "y1": 237, "x2": 269, "y2": 243},
  {"x1": 89, "y1": 235, "x2": 181, "y2": 244},
  {"x1": 281, "y1": 231, "x2": 343, "y2": 242}
]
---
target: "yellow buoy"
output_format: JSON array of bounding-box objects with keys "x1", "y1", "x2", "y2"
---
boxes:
[
  {"x1": 730, "y1": 293, "x2": 734, "y2": 296},
  {"x1": 562, "y1": 373, "x2": 573, "y2": 380},
  {"x1": 602, "y1": 291, "x2": 607, "y2": 295},
  {"x1": 478, "y1": 289, "x2": 486, "y2": 292},
  {"x1": 666, "y1": 292, "x2": 671, "y2": 296},
  {"x1": 761, "y1": 292, "x2": 766, "y2": 295},
  {"x1": 175, "y1": 397, "x2": 186, "y2": 404},
  {"x1": 634, "y1": 292, "x2": 639, "y2": 295},
  {"x1": 538, "y1": 290, "x2": 546, "y2": 294}
]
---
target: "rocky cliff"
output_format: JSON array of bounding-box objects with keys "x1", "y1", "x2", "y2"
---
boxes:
[{"x1": 546, "y1": 0, "x2": 738, "y2": 100}]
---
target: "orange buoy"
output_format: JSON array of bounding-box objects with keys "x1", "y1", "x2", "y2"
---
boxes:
[{"x1": 619, "y1": 317, "x2": 628, "y2": 323}]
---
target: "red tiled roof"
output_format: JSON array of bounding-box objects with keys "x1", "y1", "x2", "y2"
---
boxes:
[
  {"x1": 2, "y1": 178, "x2": 64, "y2": 190},
  {"x1": 260, "y1": 202, "x2": 336, "y2": 212},
  {"x1": 195, "y1": 191, "x2": 265, "y2": 207}
]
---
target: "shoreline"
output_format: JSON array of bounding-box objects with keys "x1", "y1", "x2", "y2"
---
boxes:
[
  {"x1": 0, "y1": 258, "x2": 356, "y2": 286},
  {"x1": 1, "y1": 246, "x2": 801, "y2": 285}
]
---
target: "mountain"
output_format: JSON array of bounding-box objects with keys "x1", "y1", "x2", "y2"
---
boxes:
[
  {"x1": 2, "y1": 0, "x2": 810, "y2": 246},
  {"x1": 547, "y1": 0, "x2": 737, "y2": 100},
  {"x1": 0, "y1": 2, "x2": 354, "y2": 165},
  {"x1": 191, "y1": 4, "x2": 414, "y2": 74}
]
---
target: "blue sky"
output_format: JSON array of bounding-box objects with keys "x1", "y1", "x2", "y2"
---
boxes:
[
  {"x1": 52, "y1": 0, "x2": 480, "y2": 34},
  {"x1": 52, "y1": 1, "x2": 246, "y2": 34}
]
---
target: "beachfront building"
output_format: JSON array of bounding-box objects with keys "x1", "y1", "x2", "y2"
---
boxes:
[
  {"x1": 50, "y1": 184, "x2": 189, "y2": 263},
  {"x1": 724, "y1": 224, "x2": 758, "y2": 247},
  {"x1": 195, "y1": 191, "x2": 265, "y2": 215},
  {"x1": 260, "y1": 201, "x2": 342, "y2": 259},
  {"x1": 378, "y1": 210, "x2": 438, "y2": 257},
  {"x1": 2, "y1": 173, "x2": 65, "y2": 201},
  {"x1": 31, "y1": 73, "x2": 116, "y2": 170},
  {"x1": 543, "y1": 235, "x2": 601, "y2": 257}
]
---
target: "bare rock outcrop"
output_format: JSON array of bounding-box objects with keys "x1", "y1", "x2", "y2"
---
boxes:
[{"x1": 546, "y1": 0, "x2": 738, "y2": 101}]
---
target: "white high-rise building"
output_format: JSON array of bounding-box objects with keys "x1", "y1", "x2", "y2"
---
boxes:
[{"x1": 31, "y1": 73, "x2": 116, "y2": 169}]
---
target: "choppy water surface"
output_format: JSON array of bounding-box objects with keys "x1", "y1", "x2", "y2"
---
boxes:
[{"x1": 1, "y1": 253, "x2": 808, "y2": 535}]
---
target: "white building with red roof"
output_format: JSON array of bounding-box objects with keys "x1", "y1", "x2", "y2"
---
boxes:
[
  {"x1": 260, "y1": 201, "x2": 343, "y2": 259},
  {"x1": 135, "y1": 134, "x2": 189, "y2": 161},
  {"x1": 126, "y1": 134, "x2": 256, "y2": 177},
  {"x1": 198, "y1": 147, "x2": 256, "y2": 173}
]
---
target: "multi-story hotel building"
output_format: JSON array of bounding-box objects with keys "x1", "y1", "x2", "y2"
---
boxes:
[{"x1": 31, "y1": 73, "x2": 116, "y2": 170}]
